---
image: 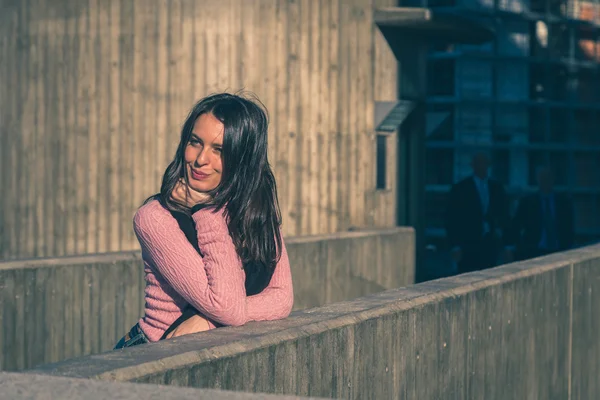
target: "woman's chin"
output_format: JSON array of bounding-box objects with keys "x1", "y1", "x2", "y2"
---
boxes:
[{"x1": 189, "y1": 183, "x2": 214, "y2": 193}]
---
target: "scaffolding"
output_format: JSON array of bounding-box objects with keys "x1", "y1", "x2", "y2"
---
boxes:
[{"x1": 424, "y1": 0, "x2": 600, "y2": 246}]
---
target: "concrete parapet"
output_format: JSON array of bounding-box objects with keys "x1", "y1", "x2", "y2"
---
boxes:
[
  {"x1": 30, "y1": 245, "x2": 600, "y2": 399},
  {"x1": 0, "y1": 228, "x2": 414, "y2": 371}
]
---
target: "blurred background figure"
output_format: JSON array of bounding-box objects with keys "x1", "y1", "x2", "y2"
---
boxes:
[
  {"x1": 445, "y1": 152, "x2": 509, "y2": 274},
  {"x1": 505, "y1": 166, "x2": 574, "y2": 262}
]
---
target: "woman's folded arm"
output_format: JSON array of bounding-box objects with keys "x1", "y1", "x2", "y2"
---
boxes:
[{"x1": 134, "y1": 201, "x2": 248, "y2": 326}]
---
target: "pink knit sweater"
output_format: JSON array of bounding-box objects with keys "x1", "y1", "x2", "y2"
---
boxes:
[{"x1": 133, "y1": 200, "x2": 294, "y2": 342}]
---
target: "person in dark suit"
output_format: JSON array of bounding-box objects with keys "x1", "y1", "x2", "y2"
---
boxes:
[
  {"x1": 445, "y1": 152, "x2": 509, "y2": 274},
  {"x1": 506, "y1": 166, "x2": 574, "y2": 261}
]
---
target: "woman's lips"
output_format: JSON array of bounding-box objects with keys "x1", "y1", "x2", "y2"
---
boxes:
[{"x1": 191, "y1": 169, "x2": 210, "y2": 180}]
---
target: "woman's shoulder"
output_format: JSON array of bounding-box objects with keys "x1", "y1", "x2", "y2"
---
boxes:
[
  {"x1": 133, "y1": 199, "x2": 172, "y2": 232},
  {"x1": 135, "y1": 198, "x2": 167, "y2": 216}
]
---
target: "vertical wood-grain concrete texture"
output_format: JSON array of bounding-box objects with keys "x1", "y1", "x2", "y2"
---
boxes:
[
  {"x1": 31, "y1": 245, "x2": 600, "y2": 399},
  {"x1": 0, "y1": 0, "x2": 399, "y2": 261},
  {"x1": 570, "y1": 248, "x2": 600, "y2": 400},
  {"x1": 0, "y1": 228, "x2": 414, "y2": 371}
]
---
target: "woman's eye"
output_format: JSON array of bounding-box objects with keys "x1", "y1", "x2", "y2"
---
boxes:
[
  {"x1": 214, "y1": 147, "x2": 222, "y2": 154},
  {"x1": 189, "y1": 139, "x2": 201, "y2": 146}
]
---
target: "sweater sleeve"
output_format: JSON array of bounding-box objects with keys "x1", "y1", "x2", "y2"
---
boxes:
[
  {"x1": 193, "y1": 210, "x2": 294, "y2": 325},
  {"x1": 245, "y1": 241, "x2": 294, "y2": 321},
  {"x1": 134, "y1": 201, "x2": 248, "y2": 326},
  {"x1": 191, "y1": 210, "x2": 294, "y2": 323}
]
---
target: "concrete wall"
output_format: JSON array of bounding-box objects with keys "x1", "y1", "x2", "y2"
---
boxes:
[
  {"x1": 0, "y1": 0, "x2": 399, "y2": 261},
  {"x1": 0, "y1": 228, "x2": 414, "y2": 372},
  {"x1": 30, "y1": 245, "x2": 600, "y2": 399}
]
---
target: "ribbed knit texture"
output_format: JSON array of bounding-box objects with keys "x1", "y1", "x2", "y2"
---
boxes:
[{"x1": 134, "y1": 200, "x2": 294, "y2": 342}]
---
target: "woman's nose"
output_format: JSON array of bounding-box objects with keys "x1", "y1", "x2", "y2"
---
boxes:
[{"x1": 195, "y1": 148, "x2": 209, "y2": 165}]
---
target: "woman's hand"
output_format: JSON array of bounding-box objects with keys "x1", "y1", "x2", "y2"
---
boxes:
[
  {"x1": 165, "y1": 314, "x2": 212, "y2": 339},
  {"x1": 170, "y1": 179, "x2": 211, "y2": 208}
]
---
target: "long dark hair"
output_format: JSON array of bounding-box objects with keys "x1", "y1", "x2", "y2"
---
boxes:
[{"x1": 150, "y1": 92, "x2": 282, "y2": 295}]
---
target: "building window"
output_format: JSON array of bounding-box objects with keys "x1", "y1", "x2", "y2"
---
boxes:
[
  {"x1": 376, "y1": 134, "x2": 387, "y2": 190},
  {"x1": 427, "y1": 59, "x2": 455, "y2": 97}
]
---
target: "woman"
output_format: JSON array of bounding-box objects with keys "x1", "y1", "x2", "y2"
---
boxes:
[{"x1": 114, "y1": 93, "x2": 294, "y2": 349}]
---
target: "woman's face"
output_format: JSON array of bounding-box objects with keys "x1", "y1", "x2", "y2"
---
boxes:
[{"x1": 184, "y1": 113, "x2": 224, "y2": 193}]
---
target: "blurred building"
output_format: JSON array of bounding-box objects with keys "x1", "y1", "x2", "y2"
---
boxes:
[
  {"x1": 423, "y1": 0, "x2": 600, "y2": 249},
  {"x1": 0, "y1": 0, "x2": 491, "y2": 261}
]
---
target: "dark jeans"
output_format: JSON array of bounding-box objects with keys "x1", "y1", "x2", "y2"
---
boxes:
[{"x1": 114, "y1": 323, "x2": 149, "y2": 350}]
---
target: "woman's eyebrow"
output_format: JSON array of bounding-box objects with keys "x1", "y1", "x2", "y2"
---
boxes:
[{"x1": 208, "y1": 132, "x2": 224, "y2": 146}]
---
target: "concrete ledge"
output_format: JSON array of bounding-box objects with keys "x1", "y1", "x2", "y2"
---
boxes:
[
  {"x1": 0, "y1": 372, "x2": 323, "y2": 400},
  {"x1": 0, "y1": 228, "x2": 415, "y2": 371},
  {"x1": 30, "y1": 245, "x2": 600, "y2": 398},
  {"x1": 0, "y1": 228, "x2": 413, "y2": 271},
  {"x1": 32, "y1": 251, "x2": 576, "y2": 380}
]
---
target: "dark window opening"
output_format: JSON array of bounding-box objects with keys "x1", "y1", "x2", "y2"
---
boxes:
[
  {"x1": 491, "y1": 150, "x2": 510, "y2": 184},
  {"x1": 427, "y1": 59, "x2": 455, "y2": 97},
  {"x1": 575, "y1": 110, "x2": 598, "y2": 145},
  {"x1": 550, "y1": 109, "x2": 569, "y2": 142},
  {"x1": 529, "y1": 106, "x2": 548, "y2": 143},
  {"x1": 425, "y1": 148, "x2": 454, "y2": 185},
  {"x1": 376, "y1": 134, "x2": 387, "y2": 190},
  {"x1": 426, "y1": 104, "x2": 454, "y2": 141}
]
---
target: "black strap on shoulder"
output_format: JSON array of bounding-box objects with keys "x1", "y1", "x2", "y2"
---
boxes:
[
  {"x1": 160, "y1": 209, "x2": 203, "y2": 340},
  {"x1": 169, "y1": 209, "x2": 203, "y2": 256}
]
